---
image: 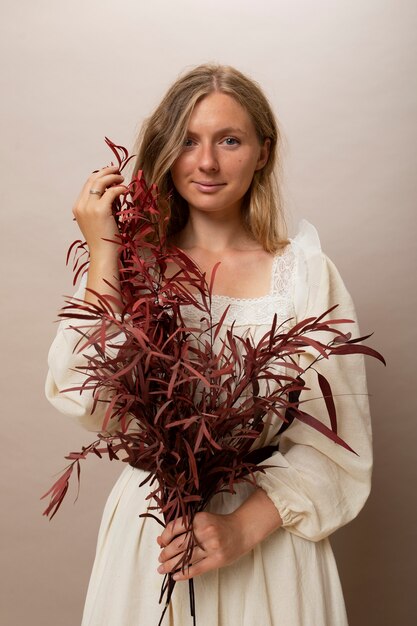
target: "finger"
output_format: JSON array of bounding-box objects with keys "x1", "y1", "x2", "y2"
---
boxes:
[
  {"x1": 103, "y1": 184, "x2": 129, "y2": 202},
  {"x1": 94, "y1": 165, "x2": 120, "y2": 175},
  {"x1": 93, "y1": 165, "x2": 120, "y2": 172},
  {"x1": 79, "y1": 163, "x2": 122, "y2": 192},
  {"x1": 84, "y1": 166, "x2": 122, "y2": 194},
  {"x1": 158, "y1": 546, "x2": 207, "y2": 575},
  {"x1": 76, "y1": 180, "x2": 125, "y2": 215},
  {"x1": 73, "y1": 184, "x2": 126, "y2": 216},
  {"x1": 159, "y1": 518, "x2": 188, "y2": 546},
  {"x1": 81, "y1": 174, "x2": 125, "y2": 204},
  {"x1": 73, "y1": 166, "x2": 121, "y2": 204},
  {"x1": 158, "y1": 533, "x2": 188, "y2": 564},
  {"x1": 75, "y1": 175, "x2": 123, "y2": 210},
  {"x1": 172, "y1": 554, "x2": 213, "y2": 581},
  {"x1": 157, "y1": 552, "x2": 186, "y2": 575},
  {"x1": 90, "y1": 171, "x2": 124, "y2": 187}
]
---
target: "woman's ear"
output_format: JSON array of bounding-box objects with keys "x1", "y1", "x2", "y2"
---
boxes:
[{"x1": 255, "y1": 138, "x2": 271, "y2": 171}]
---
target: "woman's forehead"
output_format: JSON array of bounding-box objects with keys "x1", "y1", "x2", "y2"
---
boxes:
[{"x1": 187, "y1": 92, "x2": 256, "y2": 135}]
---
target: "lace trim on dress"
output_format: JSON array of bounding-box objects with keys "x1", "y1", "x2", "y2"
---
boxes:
[{"x1": 181, "y1": 242, "x2": 297, "y2": 328}]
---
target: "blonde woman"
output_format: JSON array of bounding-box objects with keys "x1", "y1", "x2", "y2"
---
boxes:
[{"x1": 46, "y1": 64, "x2": 372, "y2": 625}]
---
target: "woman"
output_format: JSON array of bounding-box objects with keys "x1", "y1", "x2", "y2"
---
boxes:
[{"x1": 46, "y1": 64, "x2": 372, "y2": 625}]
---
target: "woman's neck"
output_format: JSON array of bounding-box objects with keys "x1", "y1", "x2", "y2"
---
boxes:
[{"x1": 174, "y1": 209, "x2": 261, "y2": 253}]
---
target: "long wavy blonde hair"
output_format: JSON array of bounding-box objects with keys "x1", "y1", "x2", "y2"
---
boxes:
[{"x1": 133, "y1": 64, "x2": 287, "y2": 252}]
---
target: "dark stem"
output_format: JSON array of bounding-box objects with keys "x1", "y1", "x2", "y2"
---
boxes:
[
  {"x1": 158, "y1": 574, "x2": 176, "y2": 626},
  {"x1": 189, "y1": 578, "x2": 196, "y2": 625}
]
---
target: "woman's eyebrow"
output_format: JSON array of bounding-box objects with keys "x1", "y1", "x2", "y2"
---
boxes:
[
  {"x1": 186, "y1": 126, "x2": 248, "y2": 136},
  {"x1": 217, "y1": 127, "x2": 248, "y2": 135}
]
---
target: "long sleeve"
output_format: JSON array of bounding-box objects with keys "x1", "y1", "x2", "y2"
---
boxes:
[
  {"x1": 45, "y1": 275, "x2": 123, "y2": 433},
  {"x1": 255, "y1": 221, "x2": 373, "y2": 541}
]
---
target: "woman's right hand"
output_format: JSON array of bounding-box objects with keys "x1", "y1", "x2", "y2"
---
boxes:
[
  {"x1": 72, "y1": 165, "x2": 127, "y2": 258},
  {"x1": 72, "y1": 165, "x2": 127, "y2": 308}
]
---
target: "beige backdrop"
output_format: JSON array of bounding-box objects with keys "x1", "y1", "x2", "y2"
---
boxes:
[{"x1": 1, "y1": 1, "x2": 416, "y2": 624}]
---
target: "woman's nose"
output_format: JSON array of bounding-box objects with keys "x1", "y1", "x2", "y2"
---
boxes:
[{"x1": 198, "y1": 144, "x2": 219, "y2": 172}]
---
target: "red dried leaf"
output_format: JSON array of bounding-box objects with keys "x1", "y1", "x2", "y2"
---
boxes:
[
  {"x1": 317, "y1": 372, "x2": 337, "y2": 433},
  {"x1": 296, "y1": 410, "x2": 356, "y2": 454}
]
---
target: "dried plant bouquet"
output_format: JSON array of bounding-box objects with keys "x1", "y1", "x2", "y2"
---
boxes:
[{"x1": 43, "y1": 139, "x2": 384, "y2": 625}]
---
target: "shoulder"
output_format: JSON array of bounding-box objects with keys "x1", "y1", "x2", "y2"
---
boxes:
[{"x1": 290, "y1": 220, "x2": 352, "y2": 318}]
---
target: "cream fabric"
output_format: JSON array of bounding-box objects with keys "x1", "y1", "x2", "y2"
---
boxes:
[{"x1": 45, "y1": 221, "x2": 372, "y2": 625}]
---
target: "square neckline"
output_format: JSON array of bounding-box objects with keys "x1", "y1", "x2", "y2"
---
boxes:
[{"x1": 210, "y1": 241, "x2": 294, "y2": 304}]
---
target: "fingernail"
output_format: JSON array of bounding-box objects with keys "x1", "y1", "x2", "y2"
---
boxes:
[{"x1": 157, "y1": 565, "x2": 164, "y2": 574}]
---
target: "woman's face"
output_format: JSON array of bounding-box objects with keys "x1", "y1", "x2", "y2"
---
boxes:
[{"x1": 170, "y1": 92, "x2": 270, "y2": 218}]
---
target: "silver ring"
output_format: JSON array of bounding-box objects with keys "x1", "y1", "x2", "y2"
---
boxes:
[{"x1": 89, "y1": 189, "x2": 103, "y2": 196}]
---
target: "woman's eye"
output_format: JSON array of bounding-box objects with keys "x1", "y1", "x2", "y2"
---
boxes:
[
  {"x1": 223, "y1": 137, "x2": 239, "y2": 146},
  {"x1": 183, "y1": 138, "x2": 195, "y2": 147}
]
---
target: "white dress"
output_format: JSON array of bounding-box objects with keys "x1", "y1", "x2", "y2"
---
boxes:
[{"x1": 45, "y1": 221, "x2": 372, "y2": 626}]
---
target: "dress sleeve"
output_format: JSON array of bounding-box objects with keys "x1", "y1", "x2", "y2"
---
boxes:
[
  {"x1": 45, "y1": 275, "x2": 123, "y2": 433},
  {"x1": 255, "y1": 221, "x2": 373, "y2": 542}
]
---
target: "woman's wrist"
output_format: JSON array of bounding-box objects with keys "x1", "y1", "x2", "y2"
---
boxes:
[
  {"x1": 88, "y1": 240, "x2": 120, "y2": 261},
  {"x1": 85, "y1": 252, "x2": 121, "y2": 307},
  {"x1": 230, "y1": 487, "x2": 283, "y2": 552}
]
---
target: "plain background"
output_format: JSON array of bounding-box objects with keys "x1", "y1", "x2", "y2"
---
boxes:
[{"x1": 1, "y1": 1, "x2": 416, "y2": 624}]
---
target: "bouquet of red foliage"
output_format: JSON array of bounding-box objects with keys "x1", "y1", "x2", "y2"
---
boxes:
[{"x1": 43, "y1": 139, "x2": 384, "y2": 625}]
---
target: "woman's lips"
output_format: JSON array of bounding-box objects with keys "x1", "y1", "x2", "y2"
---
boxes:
[{"x1": 192, "y1": 182, "x2": 226, "y2": 193}]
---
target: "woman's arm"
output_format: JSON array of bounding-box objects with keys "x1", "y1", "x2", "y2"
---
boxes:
[
  {"x1": 254, "y1": 236, "x2": 373, "y2": 542},
  {"x1": 157, "y1": 488, "x2": 282, "y2": 581},
  {"x1": 45, "y1": 166, "x2": 127, "y2": 431}
]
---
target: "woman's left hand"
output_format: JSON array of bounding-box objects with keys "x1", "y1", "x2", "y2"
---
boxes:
[
  {"x1": 157, "y1": 488, "x2": 283, "y2": 581},
  {"x1": 157, "y1": 511, "x2": 246, "y2": 581}
]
